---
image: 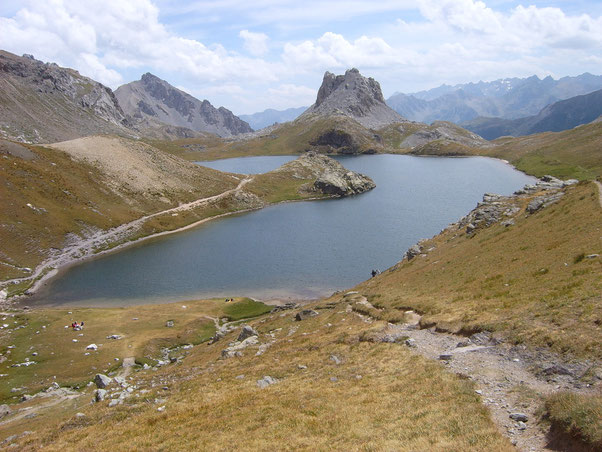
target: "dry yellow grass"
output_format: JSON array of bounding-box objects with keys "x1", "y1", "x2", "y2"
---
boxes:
[{"x1": 12, "y1": 304, "x2": 512, "y2": 451}]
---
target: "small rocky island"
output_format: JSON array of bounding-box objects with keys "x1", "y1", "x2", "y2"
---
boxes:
[{"x1": 272, "y1": 152, "x2": 376, "y2": 197}]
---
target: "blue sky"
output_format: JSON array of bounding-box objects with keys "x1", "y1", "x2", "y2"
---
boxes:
[{"x1": 1, "y1": 0, "x2": 601, "y2": 114}]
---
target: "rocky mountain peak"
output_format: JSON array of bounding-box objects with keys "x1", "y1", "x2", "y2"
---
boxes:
[
  {"x1": 303, "y1": 68, "x2": 406, "y2": 129},
  {"x1": 115, "y1": 75, "x2": 252, "y2": 137}
]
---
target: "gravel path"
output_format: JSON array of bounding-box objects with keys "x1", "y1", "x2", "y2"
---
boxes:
[{"x1": 2, "y1": 176, "x2": 253, "y2": 297}]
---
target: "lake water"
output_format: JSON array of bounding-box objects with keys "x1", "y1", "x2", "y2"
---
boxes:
[{"x1": 32, "y1": 155, "x2": 536, "y2": 307}]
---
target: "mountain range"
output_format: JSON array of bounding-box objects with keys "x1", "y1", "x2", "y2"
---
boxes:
[
  {"x1": 386, "y1": 73, "x2": 602, "y2": 124},
  {"x1": 462, "y1": 88, "x2": 602, "y2": 140},
  {"x1": 239, "y1": 106, "x2": 307, "y2": 130}
]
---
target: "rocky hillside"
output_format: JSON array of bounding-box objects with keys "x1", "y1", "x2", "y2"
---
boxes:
[
  {"x1": 300, "y1": 68, "x2": 407, "y2": 129},
  {"x1": 115, "y1": 73, "x2": 252, "y2": 137},
  {"x1": 462, "y1": 88, "x2": 602, "y2": 140},
  {"x1": 0, "y1": 50, "x2": 131, "y2": 143},
  {"x1": 387, "y1": 73, "x2": 602, "y2": 124}
]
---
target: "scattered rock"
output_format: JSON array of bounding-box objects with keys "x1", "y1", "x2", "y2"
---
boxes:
[
  {"x1": 0, "y1": 404, "x2": 11, "y2": 418},
  {"x1": 94, "y1": 389, "x2": 107, "y2": 402},
  {"x1": 516, "y1": 421, "x2": 527, "y2": 430},
  {"x1": 539, "y1": 364, "x2": 573, "y2": 377},
  {"x1": 330, "y1": 377, "x2": 338, "y2": 383},
  {"x1": 439, "y1": 354, "x2": 453, "y2": 361},
  {"x1": 165, "y1": 320, "x2": 174, "y2": 328},
  {"x1": 403, "y1": 244, "x2": 422, "y2": 261},
  {"x1": 256, "y1": 376, "x2": 277, "y2": 389},
  {"x1": 526, "y1": 192, "x2": 564, "y2": 213},
  {"x1": 297, "y1": 364, "x2": 307, "y2": 370},
  {"x1": 330, "y1": 354, "x2": 342, "y2": 365},
  {"x1": 270, "y1": 303, "x2": 298, "y2": 313},
  {"x1": 86, "y1": 344, "x2": 98, "y2": 351},
  {"x1": 237, "y1": 325, "x2": 258, "y2": 342},
  {"x1": 75, "y1": 412, "x2": 86, "y2": 419},
  {"x1": 221, "y1": 336, "x2": 259, "y2": 358},
  {"x1": 509, "y1": 413, "x2": 528, "y2": 422},
  {"x1": 106, "y1": 334, "x2": 122, "y2": 340},
  {"x1": 94, "y1": 374, "x2": 112, "y2": 389},
  {"x1": 405, "y1": 338, "x2": 417, "y2": 348},
  {"x1": 295, "y1": 309, "x2": 319, "y2": 321}
]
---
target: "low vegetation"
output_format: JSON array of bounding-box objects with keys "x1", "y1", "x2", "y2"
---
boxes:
[
  {"x1": 544, "y1": 392, "x2": 602, "y2": 450},
  {"x1": 486, "y1": 122, "x2": 602, "y2": 180}
]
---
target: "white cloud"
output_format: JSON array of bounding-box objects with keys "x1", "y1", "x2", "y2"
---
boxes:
[
  {"x1": 0, "y1": 0, "x2": 279, "y2": 88},
  {"x1": 239, "y1": 29, "x2": 269, "y2": 56},
  {"x1": 283, "y1": 32, "x2": 411, "y2": 71}
]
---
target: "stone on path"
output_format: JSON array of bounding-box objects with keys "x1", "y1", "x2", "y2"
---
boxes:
[{"x1": 509, "y1": 413, "x2": 528, "y2": 422}]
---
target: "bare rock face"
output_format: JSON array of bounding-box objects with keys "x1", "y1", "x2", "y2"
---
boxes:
[
  {"x1": 0, "y1": 50, "x2": 130, "y2": 143},
  {"x1": 278, "y1": 152, "x2": 375, "y2": 197},
  {"x1": 302, "y1": 68, "x2": 407, "y2": 129},
  {"x1": 115, "y1": 73, "x2": 252, "y2": 137}
]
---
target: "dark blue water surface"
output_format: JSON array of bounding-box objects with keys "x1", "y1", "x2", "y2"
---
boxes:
[{"x1": 33, "y1": 155, "x2": 535, "y2": 306}]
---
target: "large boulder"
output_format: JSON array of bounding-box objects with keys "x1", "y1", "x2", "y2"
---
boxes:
[
  {"x1": 295, "y1": 309, "x2": 319, "y2": 321},
  {"x1": 237, "y1": 325, "x2": 258, "y2": 342},
  {"x1": 314, "y1": 170, "x2": 376, "y2": 197},
  {"x1": 94, "y1": 374, "x2": 112, "y2": 389}
]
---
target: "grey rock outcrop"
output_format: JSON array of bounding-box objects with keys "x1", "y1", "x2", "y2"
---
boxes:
[
  {"x1": 0, "y1": 404, "x2": 11, "y2": 418},
  {"x1": 295, "y1": 309, "x2": 319, "y2": 321},
  {"x1": 221, "y1": 336, "x2": 259, "y2": 358},
  {"x1": 278, "y1": 152, "x2": 375, "y2": 197},
  {"x1": 115, "y1": 73, "x2": 252, "y2": 137},
  {"x1": 256, "y1": 376, "x2": 277, "y2": 389},
  {"x1": 94, "y1": 389, "x2": 107, "y2": 402},
  {"x1": 237, "y1": 325, "x2": 258, "y2": 342},
  {"x1": 301, "y1": 68, "x2": 407, "y2": 129},
  {"x1": 94, "y1": 374, "x2": 112, "y2": 389},
  {"x1": 403, "y1": 244, "x2": 422, "y2": 261}
]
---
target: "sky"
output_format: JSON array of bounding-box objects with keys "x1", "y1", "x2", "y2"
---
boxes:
[{"x1": 1, "y1": 0, "x2": 601, "y2": 115}]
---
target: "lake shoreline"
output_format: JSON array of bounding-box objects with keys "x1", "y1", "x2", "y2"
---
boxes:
[{"x1": 6, "y1": 154, "x2": 535, "y2": 308}]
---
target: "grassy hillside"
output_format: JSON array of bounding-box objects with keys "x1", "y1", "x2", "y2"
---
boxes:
[
  {"x1": 0, "y1": 137, "x2": 238, "y2": 283},
  {"x1": 353, "y1": 182, "x2": 601, "y2": 359},
  {"x1": 2, "y1": 299, "x2": 511, "y2": 451},
  {"x1": 148, "y1": 116, "x2": 487, "y2": 162},
  {"x1": 488, "y1": 122, "x2": 602, "y2": 180}
]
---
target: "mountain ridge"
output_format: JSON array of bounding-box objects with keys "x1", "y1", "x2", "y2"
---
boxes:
[
  {"x1": 115, "y1": 73, "x2": 252, "y2": 138},
  {"x1": 387, "y1": 73, "x2": 602, "y2": 124},
  {"x1": 462, "y1": 88, "x2": 602, "y2": 140},
  {"x1": 0, "y1": 50, "x2": 131, "y2": 143}
]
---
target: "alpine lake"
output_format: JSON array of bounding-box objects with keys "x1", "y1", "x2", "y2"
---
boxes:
[{"x1": 32, "y1": 154, "x2": 536, "y2": 306}]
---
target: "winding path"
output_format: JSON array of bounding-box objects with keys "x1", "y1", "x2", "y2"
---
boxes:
[
  {"x1": 2, "y1": 177, "x2": 253, "y2": 294},
  {"x1": 595, "y1": 180, "x2": 602, "y2": 207}
]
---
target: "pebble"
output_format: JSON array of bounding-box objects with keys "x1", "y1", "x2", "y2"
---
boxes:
[{"x1": 157, "y1": 406, "x2": 165, "y2": 412}]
